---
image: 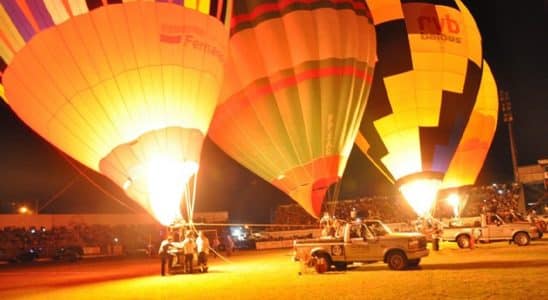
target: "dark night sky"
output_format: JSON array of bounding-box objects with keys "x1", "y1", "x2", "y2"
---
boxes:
[{"x1": 0, "y1": 1, "x2": 546, "y2": 223}]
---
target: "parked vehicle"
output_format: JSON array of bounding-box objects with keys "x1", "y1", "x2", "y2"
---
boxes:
[
  {"x1": 442, "y1": 213, "x2": 541, "y2": 248},
  {"x1": 293, "y1": 220, "x2": 429, "y2": 271}
]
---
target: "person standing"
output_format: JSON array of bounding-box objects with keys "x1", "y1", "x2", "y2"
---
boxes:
[
  {"x1": 158, "y1": 236, "x2": 174, "y2": 276},
  {"x1": 211, "y1": 235, "x2": 220, "y2": 258},
  {"x1": 196, "y1": 231, "x2": 210, "y2": 272},
  {"x1": 182, "y1": 232, "x2": 196, "y2": 274},
  {"x1": 225, "y1": 233, "x2": 234, "y2": 257}
]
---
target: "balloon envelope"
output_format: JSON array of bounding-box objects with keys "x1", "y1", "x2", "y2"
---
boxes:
[
  {"x1": 209, "y1": 1, "x2": 377, "y2": 218},
  {"x1": 0, "y1": 1, "x2": 231, "y2": 225},
  {"x1": 357, "y1": 0, "x2": 498, "y2": 216}
]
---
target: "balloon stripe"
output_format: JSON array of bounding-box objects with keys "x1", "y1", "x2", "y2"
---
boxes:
[
  {"x1": 25, "y1": 0, "x2": 55, "y2": 30},
  {"x1": 1, "y1": 0, "x2": 35, "y2": 42},
  {"x1": 60, "y1": 0, "x2": 73, "y2": 18},
  {"x1": 230, "y1": 65, "x2": 372, "y2": 106},
  {"x1": 85, "y1": 0, "x2": 103, "y2": 11},
  {"x1": 16, "y1": 0, "x2": 39, "y2": 32},
  {"x1": 232, "y1": 0, "x2": 368, "y2": 32},
  {"x1": 0, "y1": 29, "x2": 16, "y2": 62},
  {"x1": 0, "y1": 56, "x2": 5, "y2": 72},
  {"x1": 46, "y1": 0, "x2": 71, "y2": 23}
]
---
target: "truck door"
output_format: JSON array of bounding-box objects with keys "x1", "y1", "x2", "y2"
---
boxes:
[
  {"x1": 363, "y1": 223, "x2": 385, "y2": 261},
  {"x1": 345, "y1": 224, "x2": 369, "y2": 261},
  {"x1": 486, "y1": 215, "x2": 506, "y2": 241}
]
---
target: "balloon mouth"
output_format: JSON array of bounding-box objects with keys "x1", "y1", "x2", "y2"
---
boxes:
[
  {"x1": 311, "y1": 176, "x2": 340, "y2": 218},
  {"x1": 146, "y1": 157, "x2": 199, "y2": 226},
  {"x1": 270, "y1": 156, "x2": 342, "y2": 218},
  {"x1": 99, "y1": 127, "x2": 204, "y2": 226},
  {"x1": 396, "y1": 172, "x2": 443, "y2": 217}
]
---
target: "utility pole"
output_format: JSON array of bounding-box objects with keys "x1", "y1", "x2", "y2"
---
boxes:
[
  {"x1": 499, "y1": 90, "x2": 520, "y2": 182},
  {"x1": 499, "y1": 90, "x2": 525, "y2": 213}
]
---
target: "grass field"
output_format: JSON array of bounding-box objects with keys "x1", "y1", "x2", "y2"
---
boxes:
[{"x1": 1, "y1": 239, "x2": 547, "y2": 300}]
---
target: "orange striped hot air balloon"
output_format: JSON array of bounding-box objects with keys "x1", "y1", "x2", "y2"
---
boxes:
[
  {"x1": 209, "y1": 0, "x2": 377, "y2": 218},
  {"x1": 356, "y1": 0, "x2": 498, "y2": 217},
  {"x1": 0, "y1": 0, "x2": 232, "y2": 226}
]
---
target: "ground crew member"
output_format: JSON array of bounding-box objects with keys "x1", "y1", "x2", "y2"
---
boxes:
[{"x1": 158, "y1": 236, "x2": 174, "y2": 276}]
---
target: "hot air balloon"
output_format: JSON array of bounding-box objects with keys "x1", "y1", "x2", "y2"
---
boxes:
[
  {"x1": 209, "y1": 0, "x2": 377, "y2": 218},
  {"x1": 0, "y1": 0, "x2": 232, "y2": 226},
  {"x1": 356, "y1": 0, "x2": 498, "y2": 217}
]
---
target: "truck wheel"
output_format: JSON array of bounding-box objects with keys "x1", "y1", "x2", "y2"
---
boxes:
[
  {"x1": 407, "y1": 259, "x2": 421, "y2": 267},
  {"x1": 313, "y1": 253, "x2": 332, "y2": 273},
  {"x1": 386, "y1": 251, "x2": 407, "y2": 270},
  {"x1": 456, "y1": 235, "x2": 470, "y2": 249},
  {"x1": 513, "y1": 232, "x2": 530, "y2": 246}
]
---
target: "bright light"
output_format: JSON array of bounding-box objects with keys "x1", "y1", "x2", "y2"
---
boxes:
[
  {"x1": 232, "y1": 228, "x2": 242, "y2": 237},
  {"x1": 146, "y1": 155, "x2": 199, "y2": 226},
  {"x1": 447, "y1": 193, "x2": 460, "y2": 218},
  {"x1": 123, "y1": 178, "x2": 132, "y2": 190},
  {"x1": 18, "y1": 206, "x2": 29, "y2": 214},
  {"x1": 399, "y1": 178, "x2": 441, "y2": 217}
]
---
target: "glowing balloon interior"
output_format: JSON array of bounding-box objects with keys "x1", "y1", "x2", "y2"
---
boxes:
[{"x1": 0, "y1": 1, "x2": 231, "y2": 225}]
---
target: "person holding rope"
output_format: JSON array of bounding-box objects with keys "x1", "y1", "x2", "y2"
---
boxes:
[
  {"x1": 196, "y1": 231, "x2": 210, "y2": 273},
  {"x1": 158, "y1": 235, "x2": 175, "y2": 276},
  {"x1": 182, "y1": 231, "x2": 196, "y2": 274}
]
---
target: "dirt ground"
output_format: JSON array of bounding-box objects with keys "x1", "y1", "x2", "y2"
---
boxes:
[{"x1": 1, "y1": 239, "x2": 547, "y2": 300}]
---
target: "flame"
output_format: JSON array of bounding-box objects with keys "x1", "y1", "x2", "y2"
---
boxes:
[
  {"x1": 399, "y1": 178, "x2": 441, "y2": 217},
  {"x1": 146, "y1": 155, "x2": 199, "y2": 226},
  {"x1": 447, "y1": 193, "x2": 460, "y2": 218}
]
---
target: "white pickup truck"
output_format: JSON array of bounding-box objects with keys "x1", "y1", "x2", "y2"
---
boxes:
[
  {"x1": 442, "y1": 213, "x2": 541, "y2": 248},
  {"x1": 293, "y1": 220, "x2": 429, "y2": 271}
]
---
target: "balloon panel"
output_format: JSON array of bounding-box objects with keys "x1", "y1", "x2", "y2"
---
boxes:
[
  {"x1": 210, "y1": 1, "x2": 377, "y2": 217},
  {"x1": 442, "y1": 61, "x2": 498, "y2": 188},
  {"x1": 359, "y1": 0, "x2": 496, "y2": 188},
  {"x1": 3, "y1": 1, "x2": 226, "y2": 170}
]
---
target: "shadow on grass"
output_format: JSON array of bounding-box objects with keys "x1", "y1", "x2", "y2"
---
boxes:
[
  {"x1": 420, "y1": 259, "x2": 548, "y2": 270},
  {"x1": 344, "y1": 259, "x2": 548, "y2": 272},
  {"x1": 0, "y1": 264, "x2": 227, "y2": 291}
]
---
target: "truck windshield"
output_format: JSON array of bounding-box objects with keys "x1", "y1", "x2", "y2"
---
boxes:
[{"x1": 365, "y1": 221, "x2": 391, "y2": 236}]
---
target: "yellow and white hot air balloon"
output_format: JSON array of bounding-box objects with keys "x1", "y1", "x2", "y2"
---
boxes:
[{"x1": 357, "y1": 0, "x2": 498, "y2": 217}]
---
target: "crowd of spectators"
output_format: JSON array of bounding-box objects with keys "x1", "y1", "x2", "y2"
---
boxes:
[
  {"x1": 434, "y1": 182, "x2": 523, "y2": 219},
  {"x1": 0, "y1": 223, "x2": 164, "y2": 261},
  {"x1": 271, "y1": 205, "x2": 317, "y2": 229},
  {"x1": 272, "y1": 182, "x2": 525, "y2": 227},
  {"x1": 272, "y1": 195, "x2": 417, "y2": 227}
]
